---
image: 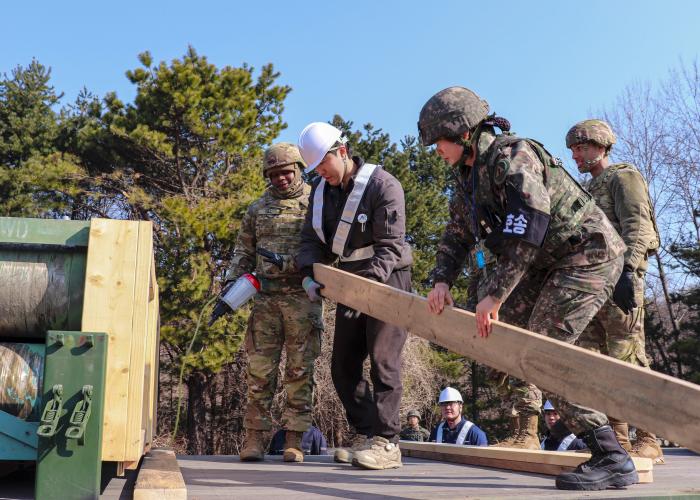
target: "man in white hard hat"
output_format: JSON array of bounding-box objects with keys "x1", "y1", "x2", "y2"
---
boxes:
[
  {"x1": 295, "y1": 122, "x2": 413, "y2": 470},
  {"x1": 429, "y1": 387, "x2": 487, "y2": 446},
  {"x1": 541, "y1": 400, "x2": 587, "y2": 452}
]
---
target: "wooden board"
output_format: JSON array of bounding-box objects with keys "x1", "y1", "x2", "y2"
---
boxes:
[
  {"x1": 82, "y1": 218, "x2": 140, "y2": 461},
  {"x1": 81, "y1": 218, "x2": 159, "y2": 463},
  {"x1": 400, "y1": 441, "x2": 652, "y2": 483},
  {"x1": 125, "y1": 221, "x2": 154, "y2": 461},
  {"x1": 314, "y1": 264, "x2": 700, "y2": 453},
  {"x1": 143, "y1": 271, "x2": 160, "y2": 449},
  {"x1": 134, "y1": 448, "x2": 187, "y2": 500}
]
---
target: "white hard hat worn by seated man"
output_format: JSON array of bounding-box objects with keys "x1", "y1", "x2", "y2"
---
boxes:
[
  {"x1": 439, "y1": 387, "x2": 463, "y2": 404},
  {"x1": 298, "y1": 122, "x2": 344, "y2": 173}
]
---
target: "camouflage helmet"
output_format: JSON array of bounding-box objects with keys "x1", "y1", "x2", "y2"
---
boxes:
[
  {"x1": 418, "y1": 86, "x2": 490, "y2": 146},
  {"x1": 566, "y1": 120, "x2": 617, "y2": 149},
  {"x1": 263, "y1": 142, "x2": 306, "y2": 176},
  {"x1": 407, "y1": 409, "x2": 421, "y2": 419}
]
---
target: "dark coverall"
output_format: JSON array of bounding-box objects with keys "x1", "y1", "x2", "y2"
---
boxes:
[{"x1": 296, "y1": 156, "x2": 413, "y2": 439}]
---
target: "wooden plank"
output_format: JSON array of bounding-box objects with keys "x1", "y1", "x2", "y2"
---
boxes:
[
  {"x1": 82, "y1": 218, "x2": 140, "y2": 461},
  {"x1": 400, "y1": 441, "x2": 653, "y2": 483},
  {"x1": 314, "y1": 264, "x2": 700, "y2": 453},
  {"x1": 134, "y1": 448, "x2": 187, "y2": 500},
  {"x1": 125, "y1": 221, "x2": 154, "y2": 461},
  {"x1": 143, "y1": 283, "x2": 160, "y2": 448}
]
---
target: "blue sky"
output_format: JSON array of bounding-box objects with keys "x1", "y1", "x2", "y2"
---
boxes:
[{"x1": 4, "y1": 1, "x2": 699, "y2": 169}]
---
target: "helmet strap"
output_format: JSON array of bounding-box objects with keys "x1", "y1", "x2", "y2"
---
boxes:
[
  {"x1": 454, "y1": 120, "x2": 489, "y2": 167},
  {"x1": 269, "y1": 164, "x2": 305, "y2": 199}
]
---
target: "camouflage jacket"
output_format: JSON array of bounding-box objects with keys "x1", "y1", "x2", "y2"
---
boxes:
[
  {"x1": 587, "y1": 163, "x2": 659, "y2": 273},
  {"x1": 226, "y1": 183, "x2": 311, "y2": 293},
  {"x1": 431, "y1": 130, "x2": 625, "y2": 302},
  {"x1": 399, "y1": 425, "x2": 431, "y2": 442}
]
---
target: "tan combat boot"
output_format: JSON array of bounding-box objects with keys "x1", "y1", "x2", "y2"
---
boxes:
[
  {"x1": 240, "y1": 429, "x2": 266, "y2": 462},
  {"x1": 493, "y1": 415, "x2": 521, "y2": 448},
  {"x1": 494, "y1": 414, "x2": 539, "y2": 449},
  {"x1": 631, "y1": 428, "x2": 665, "y2": 464},
  {"x1": 352, "y1": 436, "x2": 402, "y2": 470},
  {"x1": 608, "y1": 417, "x2": 632, "y2": 452},
  {"x1": 510, "y1": 414, "x2": 541, "y2": 450},
  {"x1": 334, "y1": 434, "x2": 370, "y2": 464},
  {"x1": 283, "y1": 431, "x2": 304, "y2": 463}
]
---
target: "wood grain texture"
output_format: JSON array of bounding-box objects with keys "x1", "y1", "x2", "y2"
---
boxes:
[
  {"x1": 314, "y1": 263, "x2": 700, "y2": 453},
  {"x1": 134, "y1": 448, "x2": 187, "y2": 500},
  {"x1": 125, "y1": 221, "x2": 154, "y2": 461},
  {"x1": 83, "y1": 218, "x2": 140, "y2": 461},
  {"x1": 400, "y1": 441, "x2": 652, "y2": 483}
]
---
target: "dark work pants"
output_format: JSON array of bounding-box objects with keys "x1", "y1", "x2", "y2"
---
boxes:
[{"x1": 331, "y1": 268, "x2": 411, "y2": 439}]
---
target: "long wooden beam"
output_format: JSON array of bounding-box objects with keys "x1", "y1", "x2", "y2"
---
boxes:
[
  {"x1": 400, "y1": 441, "x2": 653, "y2": 483},
  {"x1": 313, "y1": 264, "x2": 700, "y2": 453}
]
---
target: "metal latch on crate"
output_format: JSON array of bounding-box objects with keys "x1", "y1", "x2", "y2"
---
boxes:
[
  {"x1": 37, "y1": 385, "x2": 64, "y2": 438},
  {"x1": 65, "y1": 385, "x2": 93, "y2": 444}
]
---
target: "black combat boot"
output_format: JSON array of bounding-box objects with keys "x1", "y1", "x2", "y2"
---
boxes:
[{"x1": 555, "y1": 425, "x2": 639, "y2": 491}]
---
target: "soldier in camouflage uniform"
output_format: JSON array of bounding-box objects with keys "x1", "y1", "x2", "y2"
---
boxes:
[
  {"x1": 418, "y1": 87, "x2": 638, "y2": 491},
  {"x1": 399, "y1": 410, "x2": 431, "y2": 442},
  {"x1": 567, "y1": 119, "x2": 664, "y2": 464},
  {"x1": 227, "y1": 143, "x2": 323, "y2": 464}
]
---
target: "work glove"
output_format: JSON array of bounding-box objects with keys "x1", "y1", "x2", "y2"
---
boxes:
[
  {"x1": 257, "y1": 247, "x2": 284, "y2": 270},
  {"x1": 612, "y1": 270, "x2": 637, "y2": 314},
  {"x1": 302, "y1": 276, "x2": 324, "y2": 302},
  {"x1": 341, "y1": 305, "x2": 362, "y2": 320}
]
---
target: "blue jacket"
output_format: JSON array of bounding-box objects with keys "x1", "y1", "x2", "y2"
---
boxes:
[{"x1": 429, "y1": 417, "x2": 488, "y2": 446}]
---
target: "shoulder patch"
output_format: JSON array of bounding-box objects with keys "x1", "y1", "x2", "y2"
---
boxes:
[{"x1": 493, "y1": 157, "x2": 510, "y2": 185}]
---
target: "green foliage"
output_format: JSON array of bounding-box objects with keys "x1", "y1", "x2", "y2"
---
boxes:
[
  {"x1": 0, "y1": 59, "x2": 61, "y2": 167},
  {"x1": 0, "y1": 60, "x2": 87, "y2": 216},
  {"x1": 65, "y1": 47, "x2": 287, "y2": 375}
]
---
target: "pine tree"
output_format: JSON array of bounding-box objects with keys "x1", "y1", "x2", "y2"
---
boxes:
[
  {"x1": 69, "y1": 47, "x2": 290, "y2": 453},
  {"x1": 0, "y1": 60, "x2": 86, "y2": 216}
]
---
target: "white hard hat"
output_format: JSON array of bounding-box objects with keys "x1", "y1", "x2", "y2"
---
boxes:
[
  {"x1": 298, "y1": 122, "x2": 344, "y2": 173},
  {"x1": 438, "y1": 387, "x2": 463, "y2": 404}
]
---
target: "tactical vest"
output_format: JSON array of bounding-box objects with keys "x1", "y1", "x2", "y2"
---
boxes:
[
  {"x1": 254, "y1": 187, "x2": 309, "y2": 284},
  {"x1": 477, "y1": 134, "x2": 595, "y2": 265},
  {"x1": 587, "y1": 163, "x2": 660, "y2": 254}
]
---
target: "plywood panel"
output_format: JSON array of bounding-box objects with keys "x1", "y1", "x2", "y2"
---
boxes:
[
  {"x1": 124, "y1": 221, "x2": 154, "y2": 461},
  {"x1": 82, "y1": 218, "x2": 140, "y2": 461},
  {"x1": 314, "y1": 264, "x2": 700, "y2": 453}
]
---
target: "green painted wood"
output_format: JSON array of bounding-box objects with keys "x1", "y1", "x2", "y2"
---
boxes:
[
  {"x1": 35, "y1": 331, "x2": 107, "y2": 500},
  {"x1": 0, "y1": 217, "x2": 89, "y2": 247}
]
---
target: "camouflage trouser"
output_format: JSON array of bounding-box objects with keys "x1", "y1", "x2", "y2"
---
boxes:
[
  {"x1": 478, "y1": 280, "x2": 542, "y2": 417},
  {"x1": 495, "y1": 256, "x2": 624, "y2": 435},
  {"x1": 577, "y1": 270, "x2": 649, "y2": 368},
  {"x1": 243, "y1": 291, "x2": 323, "y2": 432}
]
